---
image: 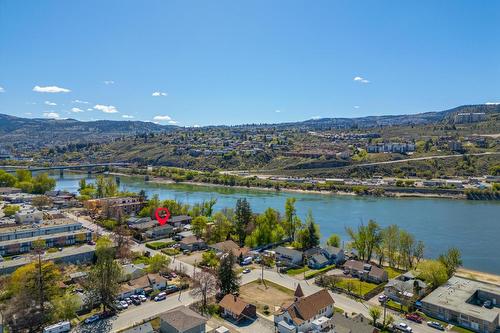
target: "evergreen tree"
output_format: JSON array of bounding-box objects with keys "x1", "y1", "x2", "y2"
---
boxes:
[
  {"x1": 217, "y1": 251, "x2": 240, "y2": 296},
  {"x1": 235, "y1": 198, "x2": 252, "y2": 246},
  {"x1": 306, "y1": 210, "x2": 320, "y2": 249}
]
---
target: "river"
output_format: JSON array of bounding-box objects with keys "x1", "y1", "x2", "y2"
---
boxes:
[{"x1": 53, "y1": 173, "x2": 500, "y2": 274}]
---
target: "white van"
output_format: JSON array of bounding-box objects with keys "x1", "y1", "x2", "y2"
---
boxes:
[
  {"x1": 43, "y1": 321, "x2": 71, "y2": 333},
  {"x1": 154, "y1": 292, "x2": 167, "y2": 301}
]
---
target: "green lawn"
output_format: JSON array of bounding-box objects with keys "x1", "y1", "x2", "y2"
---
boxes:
[
  {"x1": 384, "y1": 266, "x2": 405, "y2": 279},
  {"x1": 386, "y1": 299, "x2": 409, "y2": 313},
  {"x1": 286, "y1": 266, "x2": 309, "y2": 276},
  {"x1": 336, "y1": 278, "x2": 379, "y2": 296}
]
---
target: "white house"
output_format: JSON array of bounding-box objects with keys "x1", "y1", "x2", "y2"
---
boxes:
[{"x1": 274, "y1": 285, "x2": 335, "y2": 333}]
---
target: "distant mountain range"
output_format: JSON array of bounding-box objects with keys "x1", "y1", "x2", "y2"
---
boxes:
[{"x1": 0, "y1": 104, "x2": 498, "y2": 149}]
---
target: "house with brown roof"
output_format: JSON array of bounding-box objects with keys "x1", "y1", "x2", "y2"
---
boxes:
[
  {"x1": 209, "y1": 240, "x2": 250, "y2": 258},
  {"x1": 218, "y1": 294, "x2": 256, "y2": 322},
  {"x1": 274, "y1": 284, "x2": 335, "y2": 333},
  {"x1": 343, "y1": 260, "x2": 388, "y2": 284},
  {"x1": 159, "y1": 305, "x2": 207, "y2": 333}
]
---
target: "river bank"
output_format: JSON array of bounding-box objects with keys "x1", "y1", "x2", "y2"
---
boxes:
[{"x1": 110, "y1": 171, "x2": 469, "y2": 201}]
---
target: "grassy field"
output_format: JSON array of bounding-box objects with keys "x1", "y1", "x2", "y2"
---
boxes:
[
  {"x1": 336, "y1": 278, "x2": 379, "y2": 296},
  {"x1": 384, "y1": 266, "x2": 405, "y2": 279},
  {"x1": 286, "y1": 266, "x2": 309, "y2": 276}
]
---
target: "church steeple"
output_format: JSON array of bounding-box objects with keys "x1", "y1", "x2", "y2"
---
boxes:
[{"x1": 294, "y1": 283, "x2": 305, "y2": 300}]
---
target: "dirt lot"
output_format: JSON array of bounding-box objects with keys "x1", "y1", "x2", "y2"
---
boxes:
[
  {"x1": 176, "y1": 251, "x2": 204, "y2": 266},
  {"x1": 239, "y1": 280, "x2": 294, "y2": 315}
]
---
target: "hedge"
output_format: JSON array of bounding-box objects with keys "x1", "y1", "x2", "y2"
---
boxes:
[
  {"x1": 304, "y1": 264, "x2": 336, "y2": 279},
  {"x1": 146, "y1": 241, "x2": 170, "y2": 250}
]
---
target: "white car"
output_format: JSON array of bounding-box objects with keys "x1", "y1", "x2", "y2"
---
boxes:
[
  {"x1": 139, "y1": 295, "x2": 147, "y2": 302},
  {"x1": 394, "y1": 322, "x2": 412, "y2": 332},
  {"x1": 242, "y1": 268, "x2": 251, "y2": 274},
  {"x1": 119, "y1": 300, "x2": 129, "y2": 309}
]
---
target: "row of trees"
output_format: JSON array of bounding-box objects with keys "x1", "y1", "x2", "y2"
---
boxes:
[
  {"x1": 346, "y1": 221, "x2": 424, "y2": 270},
  {"x1": 139, "y1": 195, "x2": 321, "y2": 250},
  {"x1": 0, "y1": 169, "x2": 55, "y2": 194}
]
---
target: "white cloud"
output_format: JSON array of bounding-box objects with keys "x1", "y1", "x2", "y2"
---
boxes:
[
  {"x1": 353, "y1": 76, "x2": 370, "y2": 84},
  {"x1": 275, "y1": 110, "x2": 281, "y2": 113},
  {"x1": 354, "y1": 105, "x2": 360, "y2": 109},
  {"x1": 168, "y1": 120, "x2": 179, "y2": 124},
  {"x1": 0, "y1": 86, "x2": 5, "y2": 93},
  {"x1": 87, "y1": 108, "x2": 93, "y2": 111},
  {"x1": 24, "y1": 112, "x2": 32, "y2": 115},
  {"x1": 103, "y1": 80, "x2": 115, "y2": 85},
  {"x1": 122, "y1": 115, "x2": 135, "y2": 119},
  {"x1": 485, "y1": 102, "x2": 499, "y2": 105},
  {"x1": 153, "y1": 115, "x2": 172, "y2": 121},
  {"x1": 193, "y1": 124, "x2": 200, "y2": 128},
  {"x1": 44, "y1": 101, "x2": 57, "y2": 106},
  {"x1": 33, "y1": 85, "x2": 71, "y2": 93},
  {"x1": 94, "y1": 104, "x2": 118, "y2": 113},
  {"x1": 72, "y1": 99, "x2": 89, "y2": 104},
  {"x1": 70, "y1": 107, "x2": 84, "y2": 113},
  {"x1": 43, "y1": 112, "x2": 60, "y2": 119},
  {"x1": 152, "y1": 91, "x2": 167, "y2": 97},
  {"x1": 311, "y1": 116, "x2": 321, "y2": 120}
]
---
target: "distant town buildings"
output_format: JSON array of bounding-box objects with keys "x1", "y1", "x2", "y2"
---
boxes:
[{"x1": 367, "y1": 142, "x2": 415, "y2": 154}]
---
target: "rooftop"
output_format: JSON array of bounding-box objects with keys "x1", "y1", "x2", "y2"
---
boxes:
[
  {"x1": 0, "y1": 218, "x2": 80, "y2": 234},
  {"x1": 421, "y1": 276, "x2": 500, "y2": 322},
  {"x1": 0, "y1": 229, "x2": 90, "y2": 247},
  {"x1": 159, "y1": 305, "x2": 207, "y2": 332}
]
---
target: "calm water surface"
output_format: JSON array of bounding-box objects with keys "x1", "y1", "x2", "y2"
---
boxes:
[{"x1": 53, "y1": 173, "x2": 500, "y2": 274}]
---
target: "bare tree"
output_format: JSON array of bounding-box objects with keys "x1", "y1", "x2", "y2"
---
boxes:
[{"x1": 190, "y1": 271, "x2": 217, "y2": 313}]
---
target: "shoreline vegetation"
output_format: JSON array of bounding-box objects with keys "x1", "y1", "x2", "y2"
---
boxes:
[{"x1": 100, "y1": 167, "x2": 499, "y2": 201}]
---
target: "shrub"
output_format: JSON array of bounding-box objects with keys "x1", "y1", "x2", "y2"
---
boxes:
[
  {"x1": 304, "y1": 264, "x2": 335, "y2": 279},
  {"x1": 146, "y1": 241, "x2": 169, "y2": 250}
]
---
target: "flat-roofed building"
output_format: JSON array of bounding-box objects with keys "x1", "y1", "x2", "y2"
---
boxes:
[{"x1": 421, "y1": 276, "x2": 500, "y2": 333}]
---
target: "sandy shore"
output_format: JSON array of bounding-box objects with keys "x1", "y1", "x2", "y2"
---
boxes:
[{"x1": 456, "y1": 267, "x2": 500, "y2": 285}]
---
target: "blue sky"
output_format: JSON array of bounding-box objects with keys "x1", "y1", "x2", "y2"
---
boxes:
[{"x1": 0, "y1": 1, "x2": 499, "y2": 126}]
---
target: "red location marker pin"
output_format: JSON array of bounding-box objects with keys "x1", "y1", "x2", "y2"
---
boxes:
[{"x1": 154, "y1": 207, "x2": 171, "y2": 226}]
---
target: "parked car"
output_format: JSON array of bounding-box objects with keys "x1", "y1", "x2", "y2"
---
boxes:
[
  {"x1": 242, "y1": 268, "x2": 251, "y2": 274},
  {"x1": 43, "y1": 320, "x2": 71, "y2": 333},
  {"x1": 427, "y1": 322, "x2": 445, "y2": 331},
  {"x1": 405, "y1": 313, "x2": 423, "y2": 323},
  {"x1": 170, "y1": 272, "x2": 177, "y2": 278},
  {"x1": 119, "y1": 300, "x2": 129, "y2": 309},
  {"x1": 173, "y1": 235, "x2": 183, "y2": 241},
  {"x1": 132, "y1": 298, "x2": 141, "y2": 305},
  {"x1": 378, "y1": 295, "x2": 388, "y2": 303},
  {"x1": 154, "y1": 292, "x2": 167, "y2": 302},
  {"x1": 139, "y1": 295, "x2": 147, "y2": 302},
  {"x1": 125, "y1": 298, "x2": 132, "y2": 305},
  {"x1": 393, "y1": 322, "x2": 413, "y2": 332},
  {"x1": 484, "y1": 300, "x2": 493, "y2": 309},
  {"x1": 165, "y1": 285, "x2": 179, "y2": 295},
  {"x1": 100, "y1": 310, "x2": 116, "y2": 319},
  {"x1": 84, "y1": 314, "x2": 100, "y2": 324}
]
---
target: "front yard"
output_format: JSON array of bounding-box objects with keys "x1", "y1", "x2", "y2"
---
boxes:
[
  {"x1": 239, "y1": 279, "x2": 294, "y2": 316},
  {"x1": 336, "y1": 277, "x2": 379, "y2": 296}
]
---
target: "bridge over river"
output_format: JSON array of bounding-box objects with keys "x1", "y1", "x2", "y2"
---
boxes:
[{"x1": 1, "y1": 162, "x2": 130, "y2": 176}]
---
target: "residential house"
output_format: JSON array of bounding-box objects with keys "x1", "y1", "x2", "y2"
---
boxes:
[
  {"x1": 218, "y1": 294, "x2": 257, "y2": 322},
  {"x1": 120, "y1": 263, "x2": 147, "y2": 282},
  {"x1": 179, "y1": 236, "x2": 207, "y2": 252},
  {"x1": 343, "y1": 260, "x2": 388, "y2": 284},
  {"x1": 384, "y1": 272, "x2": 427, "y2": 302},
  {"x1": 209, "y1": 240, "x2": 250, "y2": 258},
  {"x1": 322, "y1": 246, "x2": 345, "y2": 265},
  {"x1": 169, "y1": 215, "x2": 192, "y2": 228},
  {"x1": 159, "y1": 305, "x2": 207, "y2": 333},
  {"x1": 308, "y1": 246, "x2": 345, "y2": 269},
  {"x1": 275, "y1": 246, "x2": 303, "y2": 267},
  {"x1": 84, "y1": 197, "x2": 145, "y2": 219},
  {"x1": 145, "y1": 224, "x2": 175, "y2": 239},
  {"x1": 122, "y1": 322, "x2": 154, "y2": 333},
  {"x1": 275, "y1": 284, "x2": 335, "y2": 333},
  {"x1": 329, "y1": 313, "x2": 379, "y2": 333},
  {"x1": 118, "y1": 273, "x2": 167, "y2": 299}
]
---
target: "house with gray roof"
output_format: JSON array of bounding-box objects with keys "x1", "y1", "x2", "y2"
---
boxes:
[
  {"x1": 384, "y1": 273, "x2": 427, "y2": 303},
  {"x1": 159, "y1": 305, "x2": 207, "y2": 333},
  {"x1": 275, "y1": 246, "x2": 303, "y2": 267}
]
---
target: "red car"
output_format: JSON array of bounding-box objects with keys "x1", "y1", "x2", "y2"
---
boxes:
[{"x1": 405, "y1": 313, "x2": 423, "y2": 323}]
